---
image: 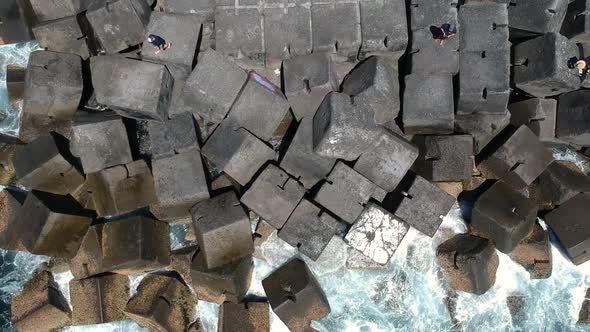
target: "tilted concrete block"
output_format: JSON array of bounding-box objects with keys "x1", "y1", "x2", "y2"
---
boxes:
[
  {"x1": 454, "y1": 112, "x2": 511, "y2": 153},
  {"x1": 147, "y1": 111, "x2": 199, "y2": 159},
  {"x1": 359, "y1": 0, "x2": 407, "y2": 55},
  {"x1": 403, "y1": 74, "x2": 454, "y2": 134},
  {"x1": 214, "y1": 7, "x2": 264, "y2": 62},
  {"x1": 70, "y1": 111, "x2": 133, "y2": 174},
  {"x1": 311, "y1": 2, "x2": 361, "y2": 58},
  {"x1": 509, "y1": 222, "x2": 552, "y2": 279},
  {"x1": 69, "y1": 224, "x2": 104, "y2": 279},
  {"x1": 156, "y1": 0, "x2": 216, "y2": 22},
  {"x1": 409, "y1": 28, "x2": 459, "y2": 75},
  {"x1": 191, "y1": 191, "x2": 254, "y2": 269},
  {"x1": 18, "y1": 110, "x2": 73, "y2": 144},
  {"x1": 546, "y1": 193, "x2": 590, "y2": 265},
  {"x1": 263, "y1": 5, "x2": 312, "y2": 61},
  {"x1": 539, "y1": 161, "x2": 590, "y2": 207},
  {"x1": 556, "y1": 89, "x2": 590, "y2": 145},
  {"x1": 0, "y1": 188, "x2": 27, "y2": 251},
  {"x1": 562, "y1": 0, "x2": 590, "y2": 42},
  {"x1": 413, "y1": 135, "x2": 474, "y2": 182},
  {"x1": 218, "y1": 302, "x2": 269, "y2": 332},
  {"x1": 28, "y1": 0, "x2": 87, "y2": 22},
  {"x1": 91, "y1": 56, "x2": 173, "y2": 121},
  {"x1": 508, "y1": 98, "x2": 557, "y2": 142},
  {"x1": 508, "y1": 0, "x2": 568, "y2": 34},
  {"x1": 70, "y1": 273, "x2": 129, "y2": 325},
  {"x1": 32, "y1": 16, "x2": 90, "y2": 59}
]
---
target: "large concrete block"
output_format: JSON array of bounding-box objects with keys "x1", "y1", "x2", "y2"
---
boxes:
[
  {"x1": 562, "y1": 0, "x2": 590, "y2": 42},
  {"x1": 70, "y1": 111, "x2": 133, "y2": 174},
  {"x1": 215, "y1": 7, "x2": 264, "y2": 62},
  {"x1": 156, "y1": 0, "x2": 216, "y2": 22},
  {"x1": 311, "y1": 2, "x2": 361, "y2": 58},
  {"x1": 218, "y1": 302, "x2": 269, "y2": 332},
  {"x1": 436, "y1": 234, "x2": 498, "y2": 295},
  {"x1": 312, "y1": 92, "x2": 381, "y2": 160},
  {"x1": 471, "y1": 180, "x2": 537, "y2": 253},
  {"x1": 359, "y1": 0, "x2": 407, "y2": 55},
  {"x1": 342, "y1": 56, "x2": 400, "y2": 125},
  {"x1": 87, "y1": 160, "x2": 157, "y2": 217},
  {"x1": 545, "y1": 193, "x2": 590, "y2": 265},
  {"x1": 11, "y1": 270, "x2": 71, "y2": 332},
  {"x1": 262, "y1": 258, "x2": 330, "y2": 332},
  {"x1": 23, "y1": 50, "x2": 82, "y2": 121},
  {"x1": 15, "y1": 132, "x2": 84, "y2": 195},
  {"x1": 69, "y1": 224, "x2": 104, "y2": 279},
  {"x1": 459, "y1": 3, "x2": 509, "y2": 52},
  {"x1": 191, "y1": 192, "x2": 254, "y2": 269},
  {"x1": 409, "y1": 28, "x2": 459, "y2": 75},
  {"x1": 509, "y1": 222, "x2": 552, "y2": 279},
  {"x1": 556, "y1": 89, "x2": 590, "y2": 145},
  {"x1": 181, "y1": 50, "x2": 248, "y2": 124},
  {"x1": 125, "y1": 273, "x2": 196, "y2": 331},
  {"x1": 32, "y1": 16, "x2": 90, "y2": 59},
  {"x1": 18, "y1": 110, "x2": 74, "y2": 144},
  {"x1": 147, "y1": 111, "x2": 199, "y2": 159},
  {"x1": 354, "y1": 131, "x2": 419, "y2": 192},
  {"x1": 539, "y1": 161, "x2": 590, "y2": 207},
  {"x1": 410, "y1": 0, "x2": 458, "y2": 30},
  {"x1": 201, "y1": 121, "x2": 275, "y2": 186},
  {"x1": 28, "y1": 0, "x2": 85, "y2": 21},
  {"x1": 17, "y1": 190, "x2": 93, "y2": 258},
  {"x1": 508, "y1": 0, "x2": 568, "y2": 33},
  {"x1": 508, "y1": 98, "x2": 557, "y2": 142},
  {"x1": 0, "y1": 188, "x2": 27, "y2": 251},
  {"x1": 0, "y1": 0, "x2": 35, "y2": 44},
  {"x1": 403, "y1": 74, "x2": 454, "y2": 135},
  {"x1": 0, "y1": 143, "x2": 20, "y2": 186},
  {"x1": 91, "y1": 56, "x2": 173, "y2": 121},
  {"x1": 86, "y1": 0, "x2": 150, "y2": 54},
  {"x1": 413, "y1": 135, "x2": 474, "y2": 182},
  {"x1": 263, "y1": 5, "x2": 312, "y2": 61},
  {"x1": 278, "y1": 199, "x2": 339, "y2": 260},
  {"x1": 283, "y1": 53, "x2": 338, "y2": 120},
  {"x1": 514, "y1": 33, "x2": 580, "y2": 97},
  {"x1": 141, "y1": 12, "x2": 201, "y2": 67},
  {"x1": 226, "y1": 72, "x2": 292, "y2": 142},
  {"x1": 151, "y1": 149, "x2": 209, "y2": 221},
  {"x1": 315, "y1": 161, "x2": 387, "y2": 224},
  {"x1": 70, "y1": 273, "x2": 129, "y2": 325},
  {"x1": 454, "y1": 112, "x2": 511, "y2": 153}
]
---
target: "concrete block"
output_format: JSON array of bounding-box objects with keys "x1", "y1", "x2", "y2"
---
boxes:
[
  {"x1": 181, "y1": 50, "x2": 248, "y2": 124},
  {"x1": 70, "y1": 273, "x2": 129, "y2": 325},
  {"x1": 283, "y1": 53, "x2": 338, "y2": 120},
  {"x1": 478, "y1": 126, "x2": 554, "y2": 188},
  {"x1": 0, "y1": 143, "x2": 20, "y2": 186},
  {"x1": 218, "y1": 302, "x2": 269, "y2": 332},
  {"x1": 18, "y1": 110, "x2": 73, "y2": 144},
  {"x1": 556, "y1": 89, "x2": 590, "y2": 145},
  {"x1": 359, "y1": 0, "x2": 407, "y2": 54},
  {"x1": 342, "y1": 56, "x2": 400, "y2": 125},
  {"x1": 0, "y1": 0, "x2": 35, "y2": 44},
  {"x1": 471, "y1": 180, "x2": 537, "y2": 253},
  {"x1": 509, "y1": 222, "x2": 552, "y2": 279},
  {"x1": 539, "y1": 161, "x2": 590, "y2": 207},
  {"x1": 69, "y1": 224, "x2": 104, "y2": 279},
  {"x1": 410, "y1": 0, "x2": 458, "y2": 30},
  {"x1": 28, "y1": 0, "x2": 85, "y2": 21},
  {"x1": 102, "y1": 216, "x2": 171, "y2": 274},
  {"x1": 545, "y1": 193, "x2": 590, "y2": 265},
  {"x1": 413, "y1": 135, "x2": 474, "y2": 182},
  {"x1": 70, "y1": 111, "x2": 133, "y2": 174},
  {"x1": 191, "y1": 191, "x2": 254, "y2": 269},
  {"x1": 156, "y1": 0, "x2": 216, "y2": 22},
  {"x1": 313, "y1": 92, "x2": 381, "y2": 160},
  {"x1": 15, "y1": 132, "x2": 84, "y2": 195},
  {"x1": 262, "y1": 258, "x2": 330, "y2": 332},
  {"x1": 86, "y1": 0, "x2": 150, "y2": 54},
  {"x1": 278, "y1": 199, "x2": 339, "y2": 260},
  {"x1": 151, "y1": 148, "x2": 209, "y2": 221},
  {"x1": 7, "y1": 64, "x2": 26, "y2": 111},
  {"x1": 226, "y1": 72, "x2": 292, "y2": 142},
  {"x1": 311, "y1": 2, "x2": 361, "y2": 58},
  {"x1": 0, "y1": 188, "x2": 27, "y2": 251},
  {"x1": 508, "y1": 0, "x2": 568, "y2": 33},
  {"x1": 390, "y1": 174, "x2": 455, "y2": 237},
  {"x1": 91, "y1": 56, "x2": 173, "y2": 121},
  {"x1": 454, "y1": 112, "x2": 511, "y2": 153},
  {"x1": 190, "y1": 251, "x2": 253, "y2": 303},
  {"x1": 147, "y1": 112, "x2": 199, "y2": 159},
  {"x1": 11, "y1": 270, "x2": 71, "y2": 332},
  {"x1": 344, "y1": 202, "x2": 409, "y2": 265},
  {"x1": 459, "y1": 3, "x2": 509, "y2": 52},
  {"x1": 514, "y1": 33, "x2": 580, "y2": 97},
  {"x1": 409, "y1": 28, "x2": 459, "y2": 75},
  {"x1": 436, "y1": 234, "x2": 498, "y2": 295},
  {"x1": 87, "y1": 160, "x2": 157, "y2": 217},
  {"x1": 23, "y1": 50, "x2": 82, "y2": 120},
  {"x1": 562, "y1": 0, "x2": 590, "y2": 42},
  {"x1": 346, "y1": 246, "x2": 391, "y2": 270},
  {"x1": 508, "y1": 98, "x2": 557, "y2": 142},
  {"x1": 315, "y1": 161, "x2": 387, "y2": 224},
  {"x1": 354, "y1": 131, "x2": 419, "y2": 192},
  {"x1": 125, "y1": 273, "x2": 196, "y2": 331},
  {"x1": 263, "y1": 6, "x2": 312, "y2": 60},
  {"x1": 403, "y1": 74, "x2": 454, "y2": 135},
  {"x1": 201, "y1": 121, "x2": 275, "y2": 186},
  {"x1": 142, "y1": 12, "x2": 201, "y2": 67},
  {"x1": 32, "y1": 16, "x2": 90, "y2": 59},
  {"x1": 17, "y1": 190, "x2": 93, "y2": 258},
  {"x1": 214, "y1": 7, "x2": 264, "y2": 62},
  {"x1": 280, "y1": 118, "x2": 337, "y2": 189}
]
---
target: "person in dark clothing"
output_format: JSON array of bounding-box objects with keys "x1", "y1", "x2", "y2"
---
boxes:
[
  {"x1": 147, "y1": 34, "x2": 171, "y2": 54},
  {"x1": 430, "y1": 23, "x2": 457, "y2": 46},
  {"x1": 568, "y1": 56, "x2": 590, "y2": 75}
]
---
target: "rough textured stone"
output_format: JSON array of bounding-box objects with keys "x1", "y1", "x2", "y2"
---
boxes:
[
  {"x1": 403, "y1": 74, "x2": 454, "y2": 135},
  {"x1": 459, "y1": 2, "x2": 509, "y2": 52},
  {"x1": 413, "y1": 135, "x2": 474, "y2": 182},
  {"x1": 409, "y1": 27, "x2": 459, "y2": 75},
  {"x1": 410, "y1": 0, "x2": 458, "y2": 30},
  {"x1": 214, "y1": 7, "x2": 264, "y2": 62},
  {"x1": 218, "y1": 302, "x2": 270, "y2": 332},
  {"x1": 562, "y1": 0, "x2": 590, "y2": 42},
  {"x1": 538, "y1": 161, "x2": 590, "y2": 207},
  {"x1": 262, "y1": 5, "x2": 312, "y2": 61},
  {"x1": 147, "y1": 112, "x2": 199, "y2": 159},
  {"x1": 0, "y1": 143, "x2": 20, "y2": 186},
  {"x1": 436, "y1": 234, "x2": 499, "y2": 295},
  {"x1": 0, "y1": 188, "x2": 27, "y2": 251},
  {"x1": 156, "y1": 0, "x2": 216, "y2": 21},
  {"x1": 578, "y1": 288, "x2": 590, "y2": 324},
  {"x1": 70, "y1": 273, "x2": 129, "y2": 325},
  {"x1": 311, "y1": 2, "x2": 361, "y2": 58},
  {"x1": 508, "y1": 98, "x2": 557, "y2": 142},
  {"x1": 28, "y1": 0, "x2": 85, "y2": 21},
  {"x1": 454, "y1": 112, "x2": 511, "y2": 153},
  {"x1": 0, "y1": 0, "x2": 35, "y2": 44},
  {"x1": 508, "y1": 0, "x2": 568, "y2": 34},
  {"x1": 69, "y1": 225, "x2": 104, "y2": 279},
  {"x1": 359, "y1": 0, "x2": 407, "y2": 55},
  {"x1": 509, "y1": 222, "x2": 552, "y2": 279},
  {"x1": 32, "y1": 16, "x2": 90, "y2": 59},
  {"x1": 556, "y1": 89, "x2": 590, "y2": 145}
]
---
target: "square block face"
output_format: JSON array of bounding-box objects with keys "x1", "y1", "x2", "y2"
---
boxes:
[
  {"x1": 415, "y1": 135, "x2": 474, "y2": 182},
  {"x1": 546, "y1": 193, "x2": 590, "y2": 264},
  {"x1": 182, "y1": 50, "x2": 247, "y2": 124},
  {"x1": 147, "y1": 112, "x2": 199, "y2": 159},
  {"x1": 359, "y1": 0, "x2": 408, "y2": 53},
  {"x1": 29, "y1": 0, "x2": 82, "y2": 21},
  {"x1": 191, "y1": 192, "x2": 254, "y2": 269},
  {"x1": 410, "y1": 0, "x2": 457, "y2": 30},
  {"x1": 142, "y1": 12, "x2": 202, "y2": 67},
  {"x1": 241, "y1": 164, "x2": 305, "y2": 229},
  {"x1": 508, "y1": 98, "x2": 557, "y2": 142},
  {"x1": 33, "y1": 16, "x2": 90, "y2": 59},
  {"x1": 355, "y1": 131, "x2": 419, "y2": 192},
  {"x1": 508, "y1": 0, "x2": 568, "y2": 33},
  {"x1": 403, "y1": 74, "x2": 454, "y2": 134},
  {"x1": 157, "y1": 0, "x2": 216, "y2": 21},
  {"x1": 345, "y1": 203, "x2": 409, "y2": 265},
  {"x1": 263, "y1": 6, "x2": 312, "y2": 59},
  {"x1": 215, "y1": 8, "x2": 264, "y2": 61},
  {"x1": 455, "y1": 112, "x2": 511, "y2": 153},
  {"x1": 70, "y1": 274, "x2": 129, "y2": 325},
  {"x1": 410, "y1": 28, "x2": 459, "y2": 75},
  {"x1": 190, "y1": 253, "x2": 253, "y2": 303},
  {"x1": 557, "y1": 90, "x2": 590, "y2": 145},
  {"x1": 459, "y1": 3, "x2": 509, "y2": 52},
  {"x1": 311, "y1": 2, "x2": 361, "y2": 57},
  {"x1": 219, "y1": 302, "x2": 269, "y2": 332}
]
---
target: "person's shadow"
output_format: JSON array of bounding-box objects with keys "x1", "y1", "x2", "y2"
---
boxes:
[{"x1": 429, "y1": 25, "x2": 442, "y2": 40}]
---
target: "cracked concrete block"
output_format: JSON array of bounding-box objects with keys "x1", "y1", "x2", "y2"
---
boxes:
[
  {"x1": 0, "y1": 188, "x2": 27, "y2": 251},
  {"x1": 344, "y1": 203, "x2": 409, "y2": 265},
  {"x1": 436, "y1": 234, "x2": 498, "y2": 295},
  {"x1": 409, "y1": 28, "x2": 459, "y2": 75},
  {"x1": 283, "y1": 53, "x2": 338, "y2": 120},
  {"x1": 125, "y1": 273, "x2": 196, "y2": 332},
  {"x1": 454, "y1": 112, "x2": 511, "y2": 153},
  {"x1": 11, "y1": 270, "x2": 71, "y2": 332},
  {"x1": 459, "y1": 2, "x2": 509, "y2": 52},
  {"x1": 91, "y1": 56, "x2": 173, "y2": 121},
  {"x1": 218, "y1": 302, "x2": 269, "y2": 332},
  {"x1": 538, "y1": 161, "x2": 590, "y2": 207},
  {"x1": 191, "y1": 191, "x2": 254, "y2": 269},
  {"x1": 151, "y1": 148, "x2": 209, "y2": 221},
  {"x1": 70, "y1": 111, "x2": 133, "y2": 174},
  {"x1": 87, "y1": 160, "x2": 157, "y2": 217},
  {"x1": 311, "y1": 2, "x2": 361, "y2": 58},
  {"x1": 413, "y1": 135, "x2": 474, "y2": 182},
  {"x1": 215, "y1": 7, "x2": 264, "y2": 62},
  {"x1": 508, "y1": 0, "x2": 568, "y2": 34},
  {"x1": 241, "y1": 164, "x2": 305, "y2": 229},
  {"x1": 359, "y1": 0, "x2": 407, "y2": 55},
  {"x1": 202, "y1": 121, "x2": 275, "y2": 186},
  {"x1": 86, "y1": 0, "x2": 150, "y2": 54},
  {"x1": 508, "y1": 98, "x2": 557, "y2": 142},
  {"x1": 315, "y1": 161, "x2": 387, "y2": 224},
  {"x1": 354, "y1": 131, "x2": 419, "y2": 192},
  {"x1": 15, "y1": 132, "x2": 84, "y2": 195},
  {"x1": 70, "y1": 273, "x2": 129, "y2": 325},
  {"x1": 556, "y1": 89, "x2": 590, "y2": 145},
  {"x1": 509, "y1": 222, "x2": 552, "y2": 279},
  {"x1": 147, "y1": 112, "x2": 199, "y2": 159},
  {"x1": 156, "y1": 0, "x2": 216, "y2": 22},
  {"x1": 278, "y1": 199, "x2": 339, "y2": 261},
  {"x1": 32, "y1": 16, "x2": 90, "y2": 59},
  {"x1": 403, "y1": 74, "x2": 454, "y2": 134},
  {"x1": 262, "y1": 258, "x2": 330, "y2": 332},
  {"x1": 263, "y1": 6, "x2": 312, "y2": 61}
]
